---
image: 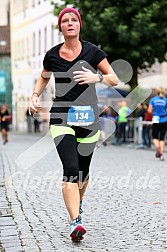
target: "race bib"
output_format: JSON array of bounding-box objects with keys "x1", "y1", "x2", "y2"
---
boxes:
[
  {"x1": 67, "y1": 106, "x2": 95, "y2": 126},
  {"x1": 152, "y1": 116, "x2": 160, "y2": 123}
]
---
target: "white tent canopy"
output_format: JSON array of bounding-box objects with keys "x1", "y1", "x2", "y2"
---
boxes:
[{"x1": 138, "y1": 74, "x2": 167, "y2": 90}]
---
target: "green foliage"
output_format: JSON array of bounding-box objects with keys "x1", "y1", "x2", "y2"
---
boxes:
[{"x1": 52, "y1": 0, "x2": 167, "y2": 86}]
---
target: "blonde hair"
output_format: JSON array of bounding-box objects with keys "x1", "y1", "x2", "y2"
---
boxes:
[{"x1": 156, "y1": 86, "x2": 165, "y2": 98}]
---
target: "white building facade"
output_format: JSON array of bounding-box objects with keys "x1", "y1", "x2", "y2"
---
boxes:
[
  {"x1": 0, "y1": 0, "x2": 10, "y2": 26},
  {"x1": 10, "y1": 0, "x2": 63, "y2": 131}
]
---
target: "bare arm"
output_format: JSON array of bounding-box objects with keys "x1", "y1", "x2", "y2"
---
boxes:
[
  {"x1": 148, "y1": 104, "x2": 153, "y2": 114},
  {"x1": 33, "y1": 70, "x2": 51, "y2": 95},
  {"x1": 97, "y1": 58, "x2": 119, "y2": 86},
  {"x1": 29, "y1": 69, "x2": 51, "y2": 114},
  {"x1": 73, "y1": 58, "x2": 119, "y2": 86}
]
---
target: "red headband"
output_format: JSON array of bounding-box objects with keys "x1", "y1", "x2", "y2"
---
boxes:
[{"x1": 58, "y1": 7, "x2": 82, "y2": 31}]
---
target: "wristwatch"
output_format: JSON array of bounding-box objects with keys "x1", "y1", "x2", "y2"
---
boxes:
[{"x1": 98, "y1": 72, "x2": 103, "y2": 82}]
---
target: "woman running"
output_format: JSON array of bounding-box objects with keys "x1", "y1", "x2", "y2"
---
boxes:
[{"x1": 29, "y1": 7, "x2": 118, "y2": 241}]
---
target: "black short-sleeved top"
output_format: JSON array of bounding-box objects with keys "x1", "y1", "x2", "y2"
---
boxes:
[
  {"x1": 43, "y1": 40, "x2": 107, "y2": 126},
  {"x1": 0, "y1": 110, "x2": 9, "y2": 131}
]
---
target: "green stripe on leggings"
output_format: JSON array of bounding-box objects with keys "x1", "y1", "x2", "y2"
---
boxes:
[
  {"x1": 77, "y1": 130, "x2": 100, "y2": 143},
  {"x1": 50, "y1": 125, "x2": 75, "y2": 139}
]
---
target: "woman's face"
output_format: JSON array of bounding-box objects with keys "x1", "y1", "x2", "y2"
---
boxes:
[
  {"x1": 60, "y1": 12, "x2": 80, "y2": 37},
  {"x1": 1, "y1": 105, "x2": 6, "y2": 111}
]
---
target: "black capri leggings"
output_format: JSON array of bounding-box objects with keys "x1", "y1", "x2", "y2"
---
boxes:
[
  {"x1": 50, "y1": 124, "x2": 100, "y2": 183},
  {"x1": 152, "y1": 122, "x2": 167, "y2": 141}
]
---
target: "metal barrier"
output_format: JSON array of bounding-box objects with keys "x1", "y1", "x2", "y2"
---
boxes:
[
  {"x1": 101, "y1": 116, "x2": 154, "y2": 145},
  {"x1": 101, "y1": 116, "x2": 167, "y2": 145}
]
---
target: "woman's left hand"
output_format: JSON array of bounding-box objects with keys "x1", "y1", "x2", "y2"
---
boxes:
[{"x1": 73, "y1": 66, "x2": 99, "y2": 85}]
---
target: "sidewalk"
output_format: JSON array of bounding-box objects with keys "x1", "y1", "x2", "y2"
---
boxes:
[
  {"x1": 0, "y1": 156, "x2": 23, "y2": 252},
  {"x1": 0, "y1": 131, "x2": 167, "y2": 251}
]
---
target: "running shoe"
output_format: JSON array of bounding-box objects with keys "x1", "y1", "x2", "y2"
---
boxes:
[
  {"x1": 68, "y1": 200, "x2": 83, "y2": 224},
  {"x1": 3, "y1": 139, "x2": 8, "y2": 145},
  {"x1": 159, "y1": 154, "x2": 165, "y2": 161},
  {"x1": 155, "y1": 148, "x2": 161, "y2": 158},
  {"x1": 102, "y1": 141, "x2": 107, "y2": 146},
  {"x1": 70, "y1": 215, "x2": 86, "y2": 241}
]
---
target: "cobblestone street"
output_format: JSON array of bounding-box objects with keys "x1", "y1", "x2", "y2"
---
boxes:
[{"x1": 0, "y1": 132, "x2": 167, "y2": 252}]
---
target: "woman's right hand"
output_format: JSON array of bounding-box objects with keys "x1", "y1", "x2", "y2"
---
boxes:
[{"x1": 29, "y1": 94, "x2": 41, "y2": 115}]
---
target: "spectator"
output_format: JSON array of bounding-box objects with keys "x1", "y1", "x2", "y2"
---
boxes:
[
  {"x1": 143, "y1": 104, "x2": 152, "y2": 148},
  {"x1": 134, "y1": 103, "x2": 147, "y2": 144},
  {"x1": 99, "y1": 105, "x2": 110, "y2": 146},
  {"x1": 26, "y1": 108, "x2": 32, "y2": 133},
  {"x1": 34, "y1": 118, "x2": 41, "y2": 133},
  {"x1": 117, "y1": 101, "x2": 131, "y2": 143},
  {"x1": 135, "y1": 103, "x2": 146, "y2": 119}
]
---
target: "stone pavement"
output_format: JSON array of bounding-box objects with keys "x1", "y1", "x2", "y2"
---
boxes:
[{"x1": 0, "y1": 131, "x2": 167, "y2": 252}]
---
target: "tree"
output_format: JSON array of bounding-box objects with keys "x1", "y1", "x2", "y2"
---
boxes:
[{"x1": 52, "y1": 0, "x2": 167, "y2": 87}]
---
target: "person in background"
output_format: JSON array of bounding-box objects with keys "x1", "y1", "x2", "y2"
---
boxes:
[
  {"x1": 99, "y1": 105, "x2": 110, "y2": 146},
  {"x1": 26, "y1": 108, "x2": 32, "y2": 133},
  {"x1": 117, "y1": 101, "x2": 131, "y2": 143},
  {"x1": 135, "y1": 103, "x2": 146, "y2": 119},
  {"x1": 134, "y1": 103, "x2": 147, "y2": 145},
  {"x1": 34, "y1": 118, "x2": 41, "y2": 133},
  {"x1": 29, "y1": 7, "x2": 118, "y2": 241},
  {"x1": 148, "y1": 87, "x2": 167, "y2": 161},
  {"x1": 143, "y1": 104, "x2": 152, "y2": 148},
  {"x1": 0, "y1": 104, "x2": 11, "y2": 144}
]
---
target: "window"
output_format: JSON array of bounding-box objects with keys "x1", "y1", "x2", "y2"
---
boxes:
[
  {"x1": 51, "y1": 24, "x2": 54, "y2": 46},
  {"x1": 33, "y1": 32, "x2": 35, "y2": 56},
  {"x1": 32, "y1": 0, "x2": 35, "y2": 7},
  {"x1": 44, "y1": 27, "x2": 47, "y2": 52},
  {"x1": 27, "y1": 37, "x2": 29, "y2": 58},
  {"x1": 38, "y1": 30, "x2": 41, "y2": 55}
]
